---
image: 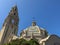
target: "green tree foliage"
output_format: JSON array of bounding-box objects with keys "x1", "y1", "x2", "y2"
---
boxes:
[
  {"x1": 4, "y1": 38, "x2": 39, "y2": 45},
  {"x1": 29, "y1": 39, "x2": 39, "y2": 45}
]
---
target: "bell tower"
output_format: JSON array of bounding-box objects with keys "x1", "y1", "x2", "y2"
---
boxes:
[
  {"x1": 0, "y1": 5, "x2": 19, "y2": 44},
  {"x1": 3, "y1": 5, "x2": 19, "y2": 35}
]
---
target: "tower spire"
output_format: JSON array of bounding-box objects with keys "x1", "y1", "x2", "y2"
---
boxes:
[{"x1": 0, "y1": 5, "x2": 19, "y2": 45}]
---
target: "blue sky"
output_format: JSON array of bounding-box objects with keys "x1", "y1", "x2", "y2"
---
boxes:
[{"x1": 0, "y1": 0, "x2": 60, "y2": 36}]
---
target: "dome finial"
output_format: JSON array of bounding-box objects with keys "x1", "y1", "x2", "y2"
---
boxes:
[{"x1": 32, "y1": 17, "x2": 36, "y2": 26}]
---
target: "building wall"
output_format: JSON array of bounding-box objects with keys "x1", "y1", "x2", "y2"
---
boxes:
[
  {"x1": 0, "y1": 25, "x2": 6, "y2": 43},
  {"x1": 45, "y1": 35, "x2": 60, "y2": 45}
]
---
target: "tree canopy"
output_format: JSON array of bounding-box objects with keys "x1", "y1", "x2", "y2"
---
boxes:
[{"x1": 4, "y1": 38, "x2": 40, "y2": 45}]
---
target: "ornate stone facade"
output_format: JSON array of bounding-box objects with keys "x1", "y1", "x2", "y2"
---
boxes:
[
  {"x1": 0, "y1": 6, "x2": 19, "y2": 45},
  {"x1": 20, "y1": 21, "x2": 48, "y2": 41},
  {"x1": 0, "y1": 5, "x2": 60, "y2": 45},
  {"x1": 20, "y1": 21, "x2": 60, "y2": 45}
]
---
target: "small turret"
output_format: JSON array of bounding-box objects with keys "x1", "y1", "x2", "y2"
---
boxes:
[{"x1": 32, "y1": 21, "x2": 36, "y2": 26}]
